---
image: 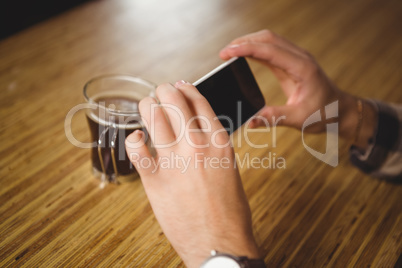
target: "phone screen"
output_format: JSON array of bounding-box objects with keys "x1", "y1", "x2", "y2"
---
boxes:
[{"x1": 193, "y1": 57, "x2": 265, "y2": 134}]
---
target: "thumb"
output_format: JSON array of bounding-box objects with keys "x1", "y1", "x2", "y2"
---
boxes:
[
  {"x1": 125, "y1": 130, "x2": 155, "y2": 177},
  {"x1": 247, "y1": 105, "x2": 299, "y2": 129}
]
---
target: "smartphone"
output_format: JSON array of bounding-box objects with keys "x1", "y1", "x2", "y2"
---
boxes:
[{"x1": 193, "y1": 57, "x2": 265, "y2": 134}]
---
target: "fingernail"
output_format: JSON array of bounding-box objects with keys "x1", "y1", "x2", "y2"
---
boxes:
[
  {"x1": 126, "y1": 130, "x2": 143, "y2": 143},
  {"x1": 227, "y1": 44, "x2": 240, "y2": 49},
  {"x1": 175, "y1": 80, "x2": 191, "y2": 88},
  {"x1": 248, "y1": 118, "x2": 257, "y2": 127},
  {"x1": 248, "y1": 117, "x2": 262, "y2": 128}
]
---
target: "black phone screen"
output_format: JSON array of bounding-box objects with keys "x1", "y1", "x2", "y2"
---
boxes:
[{"x1": 193, "y1": 57, "x2": 265, "y2": 134}]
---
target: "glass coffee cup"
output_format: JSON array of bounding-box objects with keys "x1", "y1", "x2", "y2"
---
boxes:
[{"x1": 83, "y1": 75, "x2": 156, "y2": 185}]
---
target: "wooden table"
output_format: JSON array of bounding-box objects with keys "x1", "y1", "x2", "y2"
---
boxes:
[{"x1": 1, "y1": 0, "x2": 401, "y2": 267}]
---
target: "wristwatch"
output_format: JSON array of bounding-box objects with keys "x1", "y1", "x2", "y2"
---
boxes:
[{"x1": 200, "y1": 250, "x2": 266, "y2": 268}]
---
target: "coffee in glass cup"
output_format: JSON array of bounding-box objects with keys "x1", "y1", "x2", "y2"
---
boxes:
[{"x1": 83, "y1": 75, "x2": 156, "y2": 185}]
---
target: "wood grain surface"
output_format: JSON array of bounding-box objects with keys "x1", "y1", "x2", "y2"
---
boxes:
[{"x1": 1, "y1": 0, "x2": 401, "y2": 267}]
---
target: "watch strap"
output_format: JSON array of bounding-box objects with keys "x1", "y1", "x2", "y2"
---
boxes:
[{"x1": 238, "y1": 256, "x2": 266, "y2": 268}]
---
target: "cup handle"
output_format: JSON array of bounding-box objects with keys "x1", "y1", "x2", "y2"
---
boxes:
[
  {"x1": 97, "y1": 126, "x2": 120, "y2": 184},
  {"x1": 110, "y1": 127, "x2": 119, "y2": 183},
  {"x1": 97, "y1": 127, "x2": 109, "y2": 184}
]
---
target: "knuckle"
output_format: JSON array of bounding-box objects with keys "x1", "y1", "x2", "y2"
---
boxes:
[
  {"x1": 214, "y1": 133, "x2": 230, "y2": 148},
  {"x1": 156, "y1": 84, "x2": 180, "y2": 103},
  {"x1": 155, "y1": 83, "x2": 172, "y2": 96},
  {"x1": 139, "y1": 96, "x2": 156, "y2": 111},
  {"x1": 188, "y1": 132, "x2": 207, "y2": 146},
  {"x1": 261, "y1": 43, "x2": 275, "y2": 56},
  {"x1": 261, "y1": 29, "x2": 276, "y2": 40},
  {"x1": 301, "y1": 60, "x2": 320, "y2": 78},
  {"x1": 186, "y1": 133, "x2": 210, "y2": 152},
  {"x1": 197, "y1": 97, "x2": 211, "y2": 108},
  {"x1": 141, "y1": 96, "x2": 157, "y2": 104}
]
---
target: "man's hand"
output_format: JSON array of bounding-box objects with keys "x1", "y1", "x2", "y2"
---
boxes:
[
  {"x1": 220, "y1": 29, "x2": 375, "y2": 147},
  {"x1": 125, "y1": 81, "x2": 260, "y2": 268}
]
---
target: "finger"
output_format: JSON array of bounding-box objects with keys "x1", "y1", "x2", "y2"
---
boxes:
[
  {"x1": 174, "y1": 80, "x2": 224, "y2": 131},
  {"x1": 155, "y1": 83, "x2": 200, "y2": 138},
  {"x1": 139, "y1": 96, "x2": 177, "y2": 148},
  {"x1": 247, "y1": 105, "x2": 303, "y2": 130},
  {"x1": 174, "y1": 80, "x2": 230, "y2": 148},
  {"x1": 219, "y1": 42, "x2": 309, "y2": 80},
  {"x1": 125, "y1": 129, "x2": 155, "y2": 177},
  {"x1": 221, "y1": 43, "x2": 300, "y2": 98},
  {"x1": 220, "y1": 29, "x2": 307, "y2": 60}
]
